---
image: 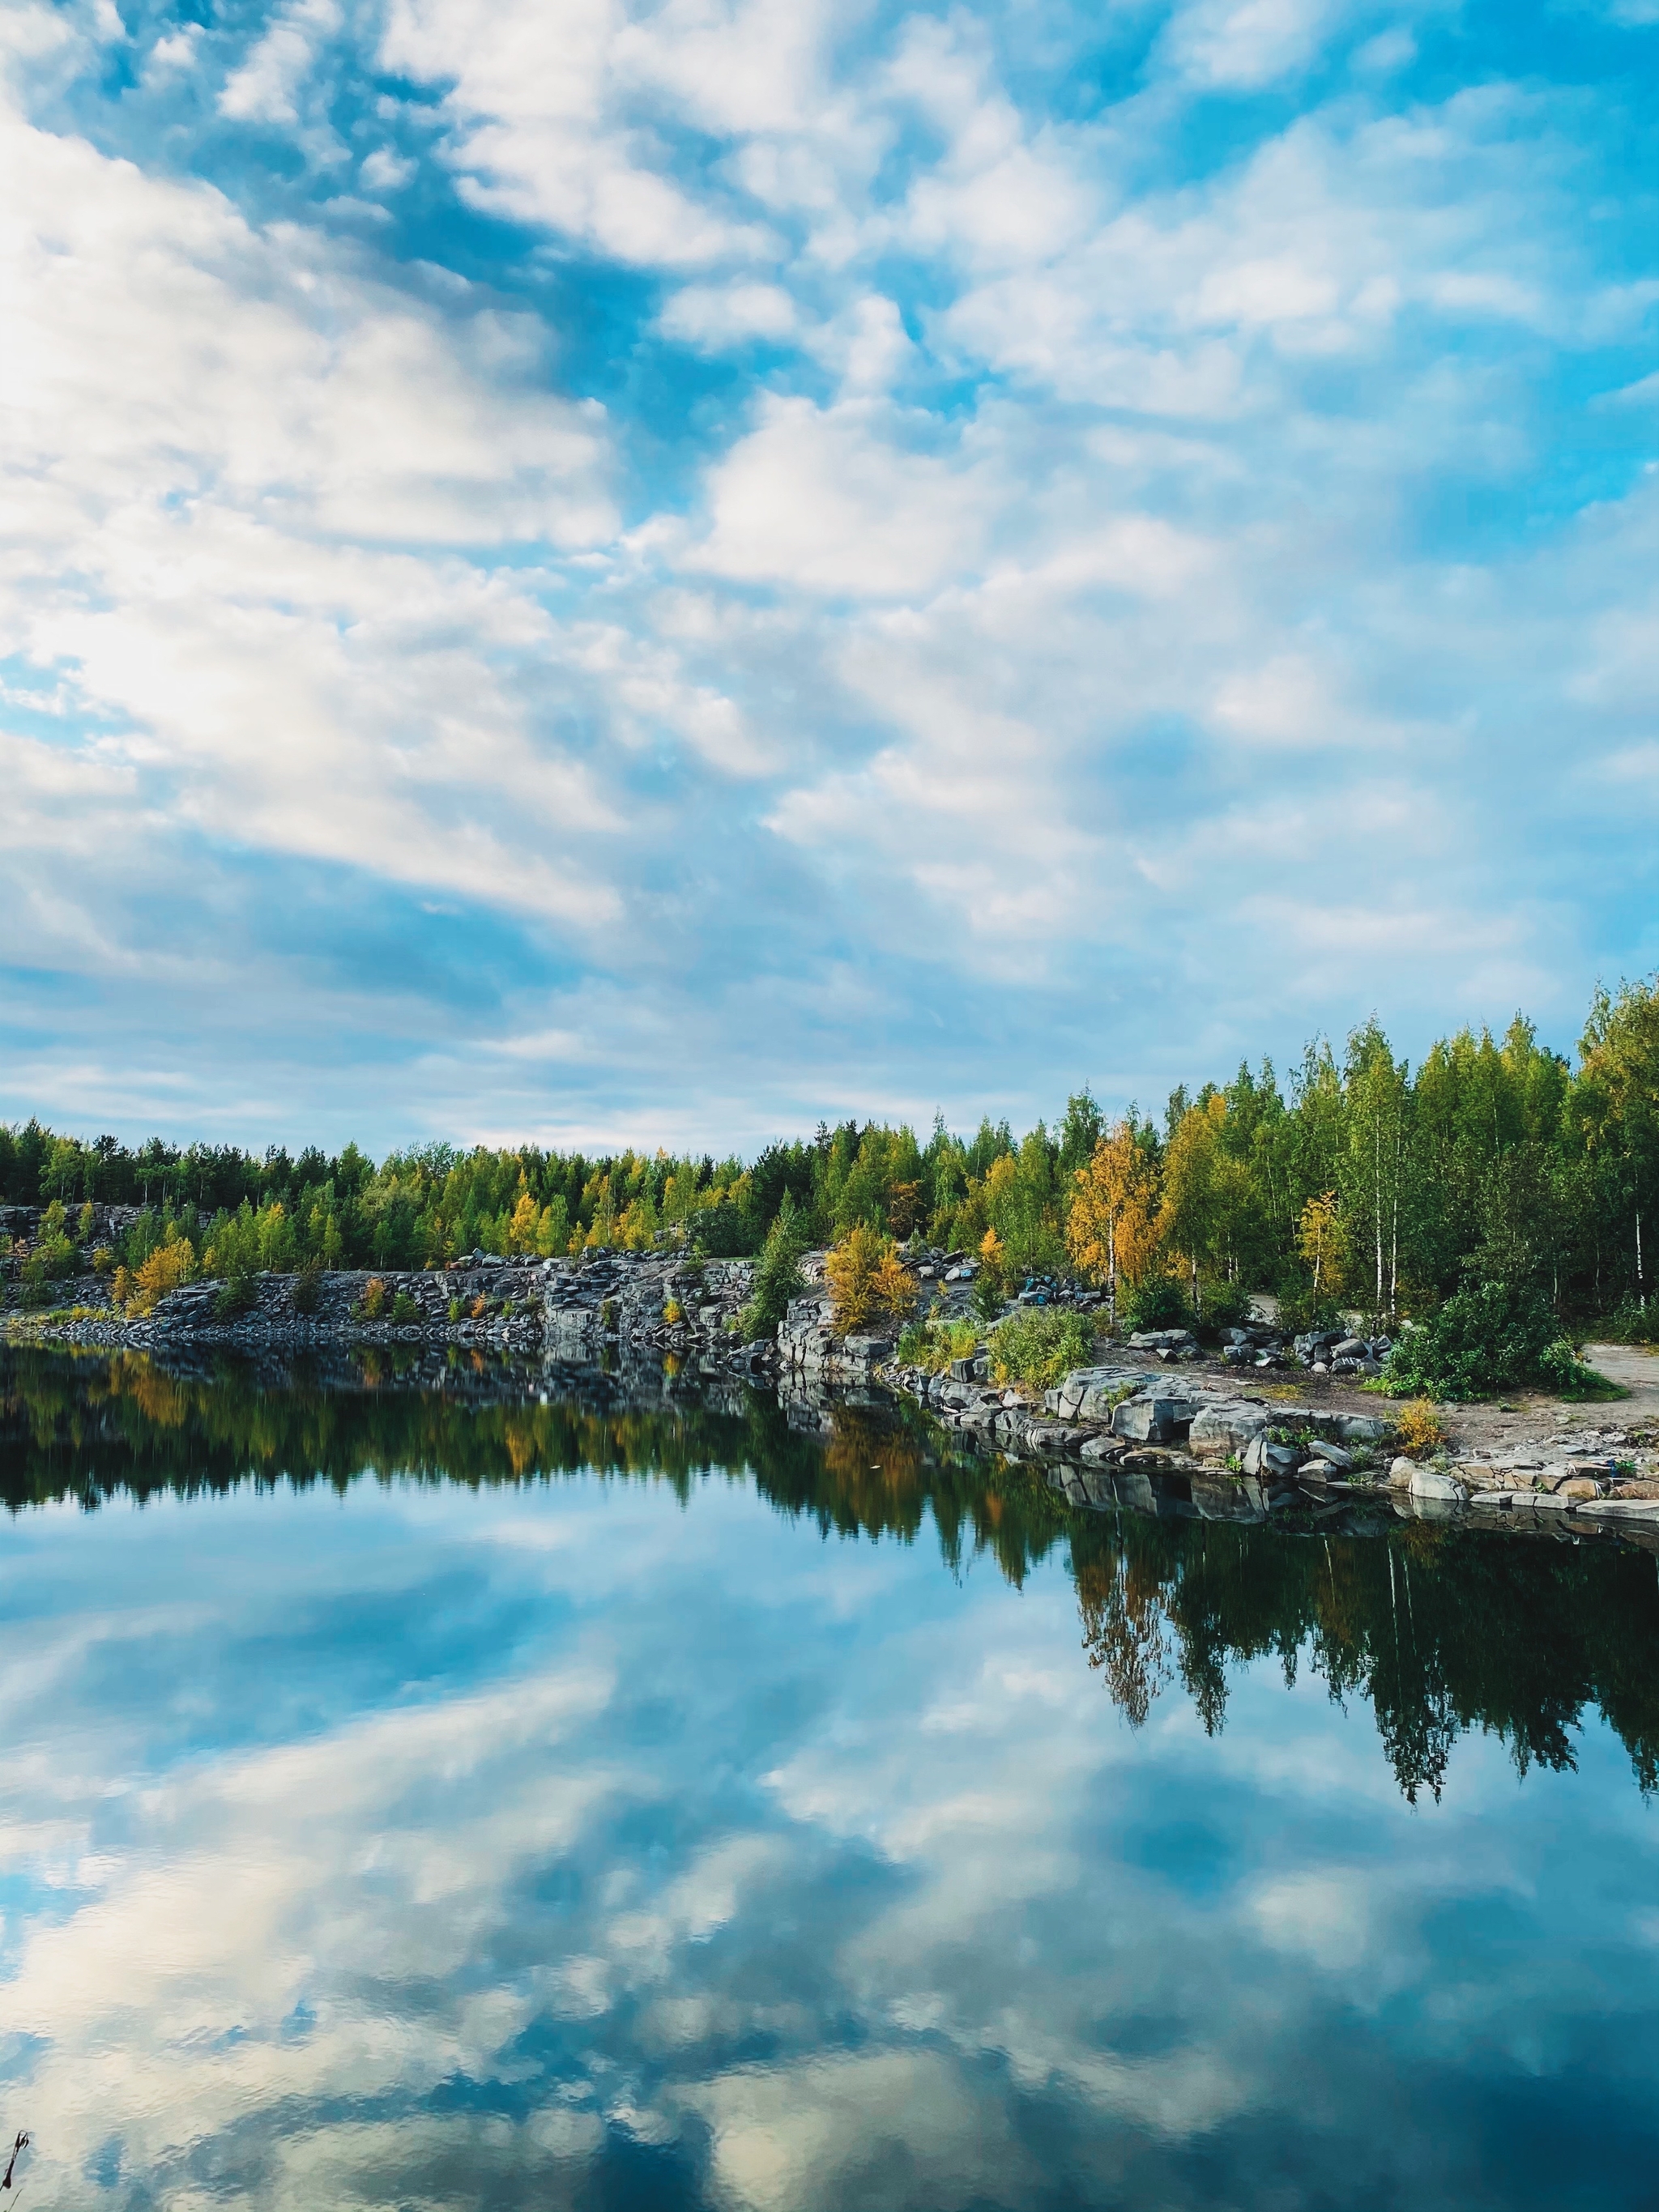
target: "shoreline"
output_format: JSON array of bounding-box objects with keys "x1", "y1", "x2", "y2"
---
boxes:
[{"x1": 9, "y1": 1245, "x2": 1659, "y2": 1544}]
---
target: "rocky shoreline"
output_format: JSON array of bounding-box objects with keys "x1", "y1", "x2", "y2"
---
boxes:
[{"x1": 9, "y1": 1240, "x2": 1659, "y2": 1545}]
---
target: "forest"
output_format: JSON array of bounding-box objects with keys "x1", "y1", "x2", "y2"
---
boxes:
[{"x1": 2, "y1": 978, "x2": 1657, "y2": 1341}]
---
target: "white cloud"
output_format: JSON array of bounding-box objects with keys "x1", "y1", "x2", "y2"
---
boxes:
[
  {"x1": 690, "y1": 395, "x2": 992, "y2": 595},
  {"x1": 360, "y1": 145, "x2": 416, "y2": 191},
  {"x1": 220, "y1": 0, "x2": 339, "y2": 123},
  {"x1": 1159, "y1": 0, "x2": 1345, "y2": 88},
  {"x1": 659, "y1": 279, "x2": 799, "y2": 347}
]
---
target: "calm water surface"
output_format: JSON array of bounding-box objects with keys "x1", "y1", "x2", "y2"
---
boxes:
[{"x1": 2, "y1": 1352, "x2": 1657, "y2": 2210}]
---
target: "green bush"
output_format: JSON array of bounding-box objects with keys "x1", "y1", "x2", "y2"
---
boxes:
[
  {"x1": 1601, "y1": 1296, "x2": 1659, "y2": 1345},
  {"x1": 1273, "y1": 1277, "x2": 1346, "y2": 1337},
  {"x1": 1383, "y1": 1279, "x2": 1559, "y2": 1400},
  {"x1": 693, "y1": 1199, "x2": 759, "y2": 1259},
  {"x1": 739, "y1": 1197, "x2": 808, "y2": 1340},
  {"x1": 293, "y1": 1263, "x2": 322, "y2": 1315},
  {"x1": 1121, "y1": 1276, "x2": 1195, "y2": 1334},
  {"x1": 1537, "y1": 1338, "x2": 1623, "y2": 1401},
  {"x1": 989, "y1": 1307, "x2": 1094, "y2": 1391},
  {"x1": 895, "y1": 1315, "x2": 981, "y2": 1373},
  {"x1": 214, "y1": 1278, "x2": 256, "y2": 1319},
  {"x1": 1196, "y1": 1278, "x2": 1254, "y2": 1335},
  {"x1": 390, "y1": 1291, "x2": 420, "y2": 1323}
]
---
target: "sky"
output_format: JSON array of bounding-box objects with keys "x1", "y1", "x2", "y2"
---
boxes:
[{"x1": 1, "y1": 0, "x2": 1656, "y2": 1155}]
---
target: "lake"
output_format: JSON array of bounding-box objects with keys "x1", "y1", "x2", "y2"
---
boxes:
[{"x1": 2, "y1": 1350, "x2": 1657, "y2": 2210}]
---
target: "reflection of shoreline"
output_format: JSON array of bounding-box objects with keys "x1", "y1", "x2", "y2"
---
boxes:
[{"x1": 3, "y1": 1349, "x2": 1658, "y2": 1805}]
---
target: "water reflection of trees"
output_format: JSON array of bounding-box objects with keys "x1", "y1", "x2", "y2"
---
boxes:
[
  {"x1": 1073, "y1": 1510, "x2": 1659, "y2": 1801},
  {"x1": 4, "y1": 1351, "x2": 1657, "y2": 1801}
]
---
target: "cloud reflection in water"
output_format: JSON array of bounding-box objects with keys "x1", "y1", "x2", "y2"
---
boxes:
[{"x1": 0, "y1": 1442, "x2": 1656, "y2": 2207}]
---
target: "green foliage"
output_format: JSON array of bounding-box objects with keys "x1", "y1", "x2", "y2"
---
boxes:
[
  {"x1": 292, "y1": 1262, "x2": 322, "y2": 1315},
  {"x1": 1273, "y1": 1279, "x2": 1346, "y2": 1337},
  {"x1": 1121, "y1": 1276, "x2": 1196, "y2": 1333},
  {"x1": 390, "y1": 1292, "x2": 420, "y2": 1323},
  {"x1": 895, "y1": 1316, "x2": 982, "y2": 1373},
  {"x1": 357, "y1": 1277, "x2": 388, "y2": 1322},
  {"x1": 989, "y1": 1307, "x2": 1094, "y2": 1391},
  {"x1": 1600, "y1": 1296, "x2": 1659, "y2": 1345},
  {"x1": 739, "y1": 1195, "x2": 808, "y2": 1340},
  {"x1": 692, "y1": 1197, "x2": 758, "y2": 1258},
  {"x1": 1196, "y1": 1277, "x2": 1254, "y2": 1335},
  {"x1": 1382, "y1": 1279, "x2": 1560, "y2": 1400},
  {"x1": 1537, "y1": 1339, "x2": 1623, "y2": 1401}
]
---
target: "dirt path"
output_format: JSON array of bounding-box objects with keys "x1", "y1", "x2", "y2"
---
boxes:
[{"x1": 1583, "y1": 1341, "x2": 1659, "y2": 1408}]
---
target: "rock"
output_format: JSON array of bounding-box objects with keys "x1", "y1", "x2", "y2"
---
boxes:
[
  {"x1": 1112, "y1": 1394, "x2": 1204, "y2": 1445},
  {"x1": 1388, "y1": 1455, "x2": 1417, "y2": 1486},
  {"x1": 1127, "y1": 1329, "x2": 1197, "y2": 1354},
  {"x1": 1409, "y1": 1464, "x2": 1465, "y2": 1503},
  {"x1": 1079, "y1": 1434, "x2": 1127, "y2": 1464},
  {"x1": 1332, "y1": 1337, "x2": 1368, "y2": 1361},
  {"x1": 1337, "y1": 1414, "x2": 1392, "y2": 1447},
  {"x1": 1306, "y1": 1439, "x2": 1353, "y2": 1468},
  {"x1": 1188, "y1": 1402, "x2": 1269, "y2": 1458}
]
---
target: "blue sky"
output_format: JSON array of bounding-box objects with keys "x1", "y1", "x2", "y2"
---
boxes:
[{"x1": 1, "y1": 0, "x2": 1656, "y2": 1152}]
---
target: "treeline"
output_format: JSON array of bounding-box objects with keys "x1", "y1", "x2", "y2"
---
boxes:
[{"x1": 3, "y1": 976, "x2": 1657, "y2": 1324}]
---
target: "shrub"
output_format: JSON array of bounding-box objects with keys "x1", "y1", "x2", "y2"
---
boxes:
[
  {"x1": 448, "y1": 1296, "x2": 463, "y2": 1323},
  {"x1": 293, "y1": 1263, "x2": 322, "y2": 1315},
  {"x1": 895, "y1": 1315, "x2": 981, "y2": 1373},
  {"x1": 470, "y1": 1294, "x2": 487, "y2": 1320},
  {"x1": 1394, "y1": 1399, "x2": 1446, "y2": 1458},
  {"x1": 990, "y1": 1307, "x2": 1094, "y2": 1391},
  {"x1": 390, "y1": 1291, "x2": 420, "y2": 1323},
  {"x1": 112, "y1": 1264, "x2": 133, "y2": 1309},
  {"x1": 1537, "y1": 1338, "x2": 1623, "y2": 1401},
  {"x1": 693, "y1": 1198, "x2": 759, "y2": 1259},
  {"x1": 1121, "y1": 1276, "x2": 1195, "y2": 1334},
  {"x1": 1196, "y1": 1277, "x2": 1254, "y2": 1335},
  {"x1": 358, "y1": 1276, "x2": 388, "y2": 1321},
  {"x1": 1602, "y1": 1296, "x2": 1659, "y2": 1345},
  {"x1": 127, "y1": 1238, "x2": 196, "y2": 1315},
  {"x1": 215, "y1": 1278, "x2": 255, "y2": 1319},
  {"x1": 92, "y1": 1245, "x2": 114, "y2": 1276},
  {"x1": 872, "y1": 1247, "x2": 918, "y2": 1320},
  {"x1": 739, "y1": 1196, "x2": 808, "y2": 1340},
  {"x1": 826, "y1": 1225, "x2": 915, "y2": 1333},
  {"x1": 663, "y1": 1297, "x2": 684, "y2": 1326},
  {"x1": 1382, "y1": 1278, "x2": 1557, "y2": 1400},
  {"x1": 1274, "y1": 1283, "x2": 1346, "y2": 1337},
  {"x1": 970, "y1": 1269, "x2": 1006, "y2": 1324}
]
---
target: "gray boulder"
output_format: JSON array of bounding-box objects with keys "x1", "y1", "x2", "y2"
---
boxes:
[
  {"x1": 1410, "y1": 1464, "x2": 1465, "y2": 1503},
  {"x1": 1188, "y1": 1402, "x2": 1269, "y2": 1457}
]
